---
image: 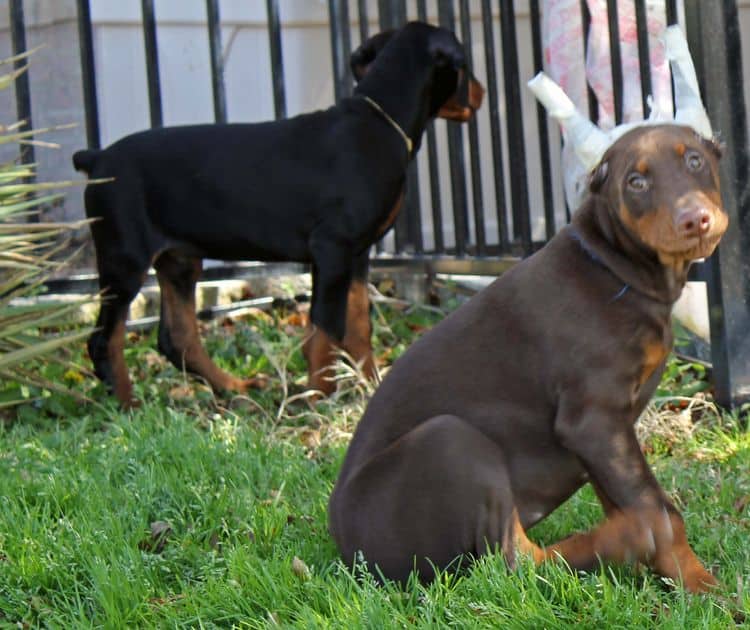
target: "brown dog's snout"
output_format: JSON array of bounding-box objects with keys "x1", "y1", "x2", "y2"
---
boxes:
[{"x1": 676, "y1": 206, "x2": 713, "y2": 238}]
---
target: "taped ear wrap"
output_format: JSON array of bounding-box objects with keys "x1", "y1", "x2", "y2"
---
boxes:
[{"x1": 589, "y1": 161, "x2": 609, "y2": 192}]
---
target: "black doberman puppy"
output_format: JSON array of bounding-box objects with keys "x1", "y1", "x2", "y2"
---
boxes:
[
  {"x1": 72, "y1": 22, "x2": 484, "y2": 407},
  {"x1": 329, "y1": 125, "x2": 728, "y2": 592}
]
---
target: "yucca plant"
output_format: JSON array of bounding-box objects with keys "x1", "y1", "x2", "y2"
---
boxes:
[{"x1": 0, "y1": 51, "x2": 94, "y2": 409}]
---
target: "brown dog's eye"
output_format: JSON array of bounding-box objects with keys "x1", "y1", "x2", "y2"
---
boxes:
[
  {"x1": 685, "y1": 150, "x2": 705, "y2": 171},
  {"x1": 627, "y1": 173, "x2": 649, "y2": 193}
]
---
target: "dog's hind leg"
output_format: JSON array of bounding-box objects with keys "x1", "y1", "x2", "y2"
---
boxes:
[
  {"x1": 329, "y1": 414, "x2": 529, "y2": 583},
  {"x1": 154, "y1": 251, "x2": 259, "y2": 394},
  {"x1": 88, "y1": 262, "x2": 147, "y2": 408}
]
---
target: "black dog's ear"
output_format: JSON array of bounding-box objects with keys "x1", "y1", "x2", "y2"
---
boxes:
[
  {"x1": 350, "y1": 30, "x2": 395, "y2": 81},
  {"x1": 428, "y1": 31, "x2": 466, "y2": 70},
  {"x1": 589, "y1": 161, "x2": 609, "y2": 192}
]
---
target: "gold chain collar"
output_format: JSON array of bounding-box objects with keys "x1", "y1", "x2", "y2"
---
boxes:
[{"x1": 360, "y1": 95, "x2": 413, "y2": 156}]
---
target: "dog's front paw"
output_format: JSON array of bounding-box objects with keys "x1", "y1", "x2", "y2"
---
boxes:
[{"x1": 595, "y1": 507, "x2": 673, "y2": 564}]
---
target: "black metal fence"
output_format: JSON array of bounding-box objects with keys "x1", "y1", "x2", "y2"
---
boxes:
[{"x1": 6, "y1": 0, "x2": 750, "y2": 408}]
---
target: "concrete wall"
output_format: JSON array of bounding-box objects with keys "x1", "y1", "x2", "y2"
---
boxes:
[{"x1": 0, "y1": 0, "x2": 749, "y2": 249}]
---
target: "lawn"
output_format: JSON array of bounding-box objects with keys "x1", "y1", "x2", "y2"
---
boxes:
[{"x1": 1, "y1": 297, "x2": 749, "y2": 628}]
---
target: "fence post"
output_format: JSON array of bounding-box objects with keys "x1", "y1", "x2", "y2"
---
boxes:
[
  {"x1": 683, "y1": 0, "x2": 750, "y2": 408},
  {"x1": 141, "y1": 0, "x2": 163, "y2": 128},
  {"x1": 206, "y1": 0, "x2": 227, "y2": 124},
  {"x1": 438, "y1": 0, "x2": 469, "y2": 256},
  {"x1": 266, "y1": 0, "x2": 287, "y2": 120},
  {"x1": 76, "y1": 0, "x2": 101, "y2": 149},
  {"x1": 327, "y1": 0, "x2": 352, "y2": 103},
  {"x1": 9, "y1": 0, "x2": 35, "y2": 175}
]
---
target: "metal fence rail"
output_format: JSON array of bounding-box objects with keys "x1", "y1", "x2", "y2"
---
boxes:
[{"x1": 6, "y1": 0, "x2": 750, "y2": 408}]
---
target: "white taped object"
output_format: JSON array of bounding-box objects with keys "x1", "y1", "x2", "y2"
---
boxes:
[
  {"x1": 530, "y1": 26, "x2": 713, "y2": 210},
  {"x1": 672, "y1": 282, "x2": 711, "y2": 341},
  {"x1": 528, "y1": 72, "x2": 607, "y2": 208},
  {"x1": 527, "y1": 73, "x2": 609, "y2": 168},
  {"x1": 664, "y1": 25, "x2": 713, "y2": 138}
]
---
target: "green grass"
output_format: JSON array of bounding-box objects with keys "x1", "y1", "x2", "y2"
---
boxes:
[{"x1": 1, "y1": 301, "x2": 749, "y2": 628}]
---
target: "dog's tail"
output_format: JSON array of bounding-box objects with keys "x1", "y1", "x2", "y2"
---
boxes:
[{"x1": 72, "y1": 149, "x2": 101, "y2": 175}]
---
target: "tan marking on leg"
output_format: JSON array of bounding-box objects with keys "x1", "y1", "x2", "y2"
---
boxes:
[
  {"x1": 302, "y1": 325, "x2": 337, "y2": 395},
  {"x1": 109, "y1": 318, "x2": 136, "y2": 407},
  {"x1": 511, "y1": 510, "x2": 545, "y2": 564},
  {"x1": 158, "y1": 271, "x2": 248, "y2": 393},
  {"x1": 650, "y1": 512, "x2": 719, "y2": 593},
  {"x1": 535, "y1": 508, "x2": 673, "y2": 570},
  {"x1": 341, "y1": 280, "x2": 376, "y2": 381}
]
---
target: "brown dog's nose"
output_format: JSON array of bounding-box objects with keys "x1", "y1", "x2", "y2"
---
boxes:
[{"x1": 677, "y1": 207, "x2": 712, "y2": 238}]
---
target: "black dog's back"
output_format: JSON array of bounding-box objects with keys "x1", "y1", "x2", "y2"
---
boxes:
[{"x1": 73, "y1": 111, "x2": 391, "y2": 262}]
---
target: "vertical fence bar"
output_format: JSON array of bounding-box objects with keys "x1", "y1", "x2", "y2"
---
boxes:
[
  {"x1": 357, "y1": 0, "x2": 369, "y2": 44},
  {"x1": 266, "y1": 0, "x2": 287, "y2": 120},
  {"x1": 438, "y1": 0, "x2": 469, "y2": 256},
  {"x1": 459, "y1": 0, "x2": 486, "y2": 255},
  {"x1": 378, "y1": 0, "x2": 422, "y2": 254},
  {"x1": 76, "y1": 0, "x2": 101, "y2": 149},
  {"x1": 529, "y1": 0, "x2": 556, "y2": 240},
  {"x1": 378, "y1": 0, "x2": 403, "y2": 251},
  {"x1": 206, "y1": 0, "x2": 227, "y2": 123},
  {"x1": 481, "y1": 0, "x2": 509, "y2": 252},
  {"x1": 378, "y1": 0, "x2": 393, "y2": 31},
  {"x1": 665, "y1": 0, "x2": 678, "y2": 25},
  {"x1": 499, "y1": 0, "x2": 531, "y2": 255},
  {"x1": 399, "y1": 2, "x2": 423, "y2": 254},
  {"x1": 665, "y1": 0, "x2": 678, "y2": 112},
  {"x1": 141, "y1": 0, "x2": 163, "y2": 127},
  {"x1": 605, "y1": 0, "x2": 623, "y2": 124},
  {"x1": 580, "y1": 0, "x2": 598, "y2": 123},
  {"x1": 376, "y1": 0, "x2": 395, "y2": 253},
  {"x1": 683, "y1": 0, "x2": 750, "y2": 408},
  {"x1": 9, "y1": 0, "x2": 35, "y2": 173},
  {"x1": 328, "y1": 0, "x2": 352, "y2": 103},
  {"x1": 418, "y1": 0, "x2": 445, "y2": 254},
  {"x1": 633, "y1": 0, "x2": 652, "y2": 118}
]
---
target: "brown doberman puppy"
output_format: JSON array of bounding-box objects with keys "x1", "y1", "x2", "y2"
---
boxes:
[
  {"x1": 329, "y1": 124, "x2": 728, "y2": 592},
  {"x1": 72, "y1": 23, "x2": 484, "y2": 407}
]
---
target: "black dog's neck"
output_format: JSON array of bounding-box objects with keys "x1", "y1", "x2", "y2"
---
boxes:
[
  {"x1": 352, "y1": 54, "x2": 437, "y2": 154},
  {"x1": 571, "y1": 196, "x2": 689, "y2": 305}
]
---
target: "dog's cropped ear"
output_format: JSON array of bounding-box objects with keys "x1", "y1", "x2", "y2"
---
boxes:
[
  {"x1": 350, "y1": 30, "x2": 395, "y2": 81},
  {"x1": 589, "y1": 161, "x2": 609, "y2": 192},
  {"x1": 428, "y1": 31, "x2": 466, "y2": 70}
]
